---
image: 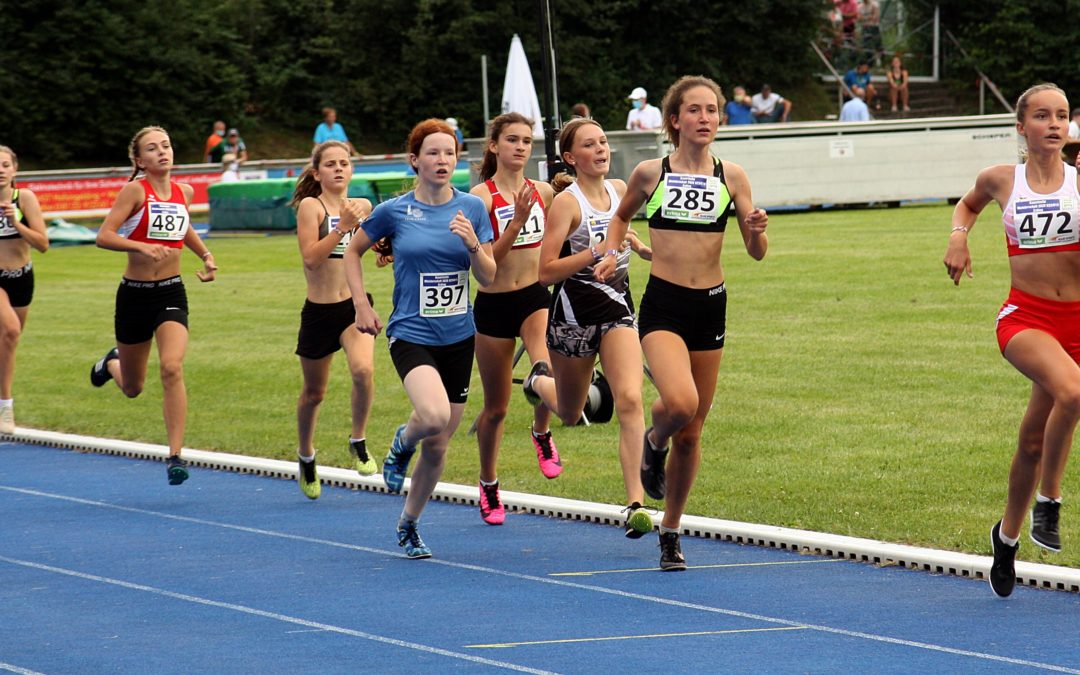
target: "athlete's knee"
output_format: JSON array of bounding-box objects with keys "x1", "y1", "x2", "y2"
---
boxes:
[
  {"x1": 0, "y1": 320, "x2": 21, "y2": 349},
  {"x1": 120, "y1": 381, "x2": 143, "y2": 398},
  {"x1": 299, "y1": 383, "x2": 326, "y2": 408},
  {"x1": 661, "y1": 392, "x2": 699, "y2": 430},
  {"x1": 1053, "y1": 384, "x2": 1080, "y2": 419},
  {"x1": 672, "y1": 423, "x2": 705, "y2": 454},
  {"x1": 159, "y1": 359, "x2": 184, "y2": 387},
  {"x1": 413, "y1": 404, "x2": 452, "y2": 437},
  {"x1": 480, "y1": 404, "x2": 508, "y2": 427},
  {"x1": 613, "y1": 386, "x2": 643, "y2": 420},
  {"x1": 349, "y1": 362, "x2": 374, "y2": 388}
]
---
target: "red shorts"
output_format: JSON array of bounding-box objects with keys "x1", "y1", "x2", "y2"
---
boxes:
[{"x1": 996, "y1": 287, "x2": 1080, "y2": 361}]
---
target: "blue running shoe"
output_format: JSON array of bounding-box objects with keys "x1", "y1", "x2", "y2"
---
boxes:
[
  {"x1": 397, "y1": 521, "x2": 432, "y2": 559},
  {"x1": 166, "y1": 455, "x2": 189, "y2": 486},
  {"x1": 383, "y1": 424, "x2": 416, "y2": 494}
]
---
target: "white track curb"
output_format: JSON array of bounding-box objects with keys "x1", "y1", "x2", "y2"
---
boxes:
[{"x1": 8, "y1": 427, "x2": 1080, "y2": 594}]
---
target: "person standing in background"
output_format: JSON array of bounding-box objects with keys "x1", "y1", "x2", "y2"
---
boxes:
[
  {"x1": 314, "y1": 108, "x2": 357, "y2": 156},
  {"x1": 203, "y1": 121, "x2": 226, "y2": 163},
  {"x1": 626, "y1": 87, "x2": 663, "y2": 130}
]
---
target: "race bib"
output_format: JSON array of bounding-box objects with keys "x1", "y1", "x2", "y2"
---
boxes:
[
  {"x1": 419, "y1": 271, "x2": 468, "y2": 318},
  {"x1": 493, "y1": 200, "x2": 545, "y2": 247},
  {"x1": 586, "y1": 215, "x2": 611, "y2": 248},
  {"x1": 146, "y1": 201, "x2": 190, "y2": 241},
  {"x1": 1015, "y1": 197, "x2": 1079, "y2": 249},
  {"x1": 0, "y1": 212, "x2": 16, "y2": 237},
  {"x1": 661, "y1": 173, "x2": 723, "y2": 224},
  {"x1": 326, "y1": 216, "x2": 354, "y2": 258}
]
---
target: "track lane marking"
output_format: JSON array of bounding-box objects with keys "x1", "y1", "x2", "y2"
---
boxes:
[
  {"x1": 550, "y1": 558, "x2": 843, "y2": 576},
  {"x1": 466, "y1": 626, "x2": 806, "y2": 648}
]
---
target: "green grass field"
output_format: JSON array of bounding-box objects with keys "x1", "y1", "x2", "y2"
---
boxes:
[{"x1": 16, "y1": 203, "x2": 1077, "y2": 567}]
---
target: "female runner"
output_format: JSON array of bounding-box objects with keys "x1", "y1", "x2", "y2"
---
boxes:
[
  {"x1": 470, "y1": 112, "x2": 560, "y2": 526},
  {"x1": 945, "y1": 83, "x2": 1080, "y2": 597},
  {"x1": 90, "y1": 127, "x2": 218, "y2": 485},
  {"x1": 344, "y1": 119, "x2": 495, "y2": 558},
  {"x1": 0, "y1": 146, "x2": 49, "y2": 434},
  {"x1": 291, "y1": 140, "x2": 375, "y2": 499},
  {"x1": 595, "y1": 76, "x2": 769, "y2": 570}
]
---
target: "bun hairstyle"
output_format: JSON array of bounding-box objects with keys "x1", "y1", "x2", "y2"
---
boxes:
[
  {"x1": 291, "y1": 140, "x2": 352, "y2": 208},
  {"x1": 127, "y1": 126, "x2": 169, "y2": 181},
  {"x1": 660, "y1": 76, "x2": 724, "y2": 148},
  {"x1": 550, "y1": 118, "x2": 603, "y2": 194},
  {"x1": 478, "y1": 112, "x2": 536, "y2": 181}
]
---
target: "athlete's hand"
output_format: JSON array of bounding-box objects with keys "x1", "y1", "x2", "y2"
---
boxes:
[
  {"x1": 196, "y1": 253, "x2": 217, "y2": 282},
  {"x1": 593, "y1": 253, "x2": 616, "y2": 282},
  {"x1": 449, "y1": 210, "x2": 480, "y2": 251},
  {"x1": 339, "y1": 198, "x2": 366, "y2": 230},
  {"x1": 0, "y1": 202, "x2": 15, "y2": 223},
  {"x1": 746, "y1": 207, "x2": 768, "y2": 235},
  {"x1": 626, "y1": 228, "x2": 652, "y2": 260},
  {"x1": 140, "y1": 243, "x2": 171, "y2": 262},
  {"x1": 509, "y1": 183, "x2": 538, "y2": 230},
  {"x1": 944, "y1": 234, "x2": 973, "y2": 285},
  {"x1": 353, "y1": 303, "x2": 382, "y2": 336}
]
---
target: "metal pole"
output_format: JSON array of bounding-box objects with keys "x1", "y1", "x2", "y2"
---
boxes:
[
  {"x1": 979, "y1": 78, "x2": 985, "y2": 115},
  {"x1": 538, "y1": 0, "x2": 561, "y2": 171},
  {"x1": 932, "y1": 4, "x2": 940, "y2": 81},
  {"x1": 481, "y1": 54, "x2": 490, "y2": 129}
]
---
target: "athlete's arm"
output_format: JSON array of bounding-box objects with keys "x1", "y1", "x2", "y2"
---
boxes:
[
  {"x1": 449, "y1": 209, "x2": 496, "y2": 286},
  {"x1": 726, "y1": 161, "x2": 768, "y2": 261},
  {"x1": 469, "y1": 183, "x2": 516, "y2": 265},
  {"x1": 343, "y1": 228, "x2": 382, "y2": 335},
  {"x1": 11, "y1": 188, "x2": 48, "y2": 252},
  {"x1": 594, "y1": 161, "x2": 656, "y2": 282},
  {"x1": 179, "y1": 184, "x2": 216, "y2": 282},
  {"x1": 95, "y1": 182, "x2": 171, "y2": 262},
  {"x1": 944, "y1": 164, "x2": 1007, "y2": 285},
  {"x1": 538, "y1": 192, "x2": 590, "y2": 286}
]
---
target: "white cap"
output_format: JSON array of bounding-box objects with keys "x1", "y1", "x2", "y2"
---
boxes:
[
  {"x1": 628, "y1": 87, "x2": 647, "y2": 100},
  {"x1": 445, "y1": 117, "x2": 459, "y2": 129}
]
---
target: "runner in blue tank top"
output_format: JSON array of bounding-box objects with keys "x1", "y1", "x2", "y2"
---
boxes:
[{"x1": 344, "y1": 118, "x2": 495, "y2": 559}]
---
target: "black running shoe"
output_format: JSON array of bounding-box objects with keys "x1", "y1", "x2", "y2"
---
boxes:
[
  {"x1": 989, "y1": 520, "x2": 1018, "y2": 598},
  {"x1": 166, "y1": 455, "x2": 189, "y2": 486},
  {"x1": 641, "y1": 427, "x2": 668, "y2": 500},
  {"x1": 1030, "y1": 500, "x2": 1062, "y2": 552},
  {"x1": 523, "y1": 361, "x2": 550, "y2": 406},
  {"x1": 659, "y1": 531, "x2": 687, "y2": 571},
  {"x1": 90, "y1": 348, "x2": 119, "y2": 387}
]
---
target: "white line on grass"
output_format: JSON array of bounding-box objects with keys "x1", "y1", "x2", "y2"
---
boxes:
[
  {"x1": 0, "y1": 555, "x2": 554, "y2": 675},
  {"x1": 2, "y1": 485, "x2": 1077, "y2": 673}
]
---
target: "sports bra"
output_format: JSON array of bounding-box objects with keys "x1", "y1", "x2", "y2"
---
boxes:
[
  {"x1": 0, "y1": 189, "x2": 26, "y2": 240},
  {"x1": 316, "y1": 197, "x2": 355, "y2": 259},
  {"x1": 645, "y1": 155, "x2": 732, "y2": 233},
  {"x1": 485, "y1": 178, "x2": 546, "y2": 249},
  {"x1": 1001, "y1": 162, "x2": 1080, "y2": 256},
  {"x1": 117, "y1": 179, "x2": 191, "y2": 249}
]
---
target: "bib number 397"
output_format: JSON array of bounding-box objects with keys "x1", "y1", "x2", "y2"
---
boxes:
[
  {"x1": 420, "y1": 271, "x2": 468, "y2": 318},
  {"x1": 662, "y1": 173, "x2": 721, "y2": 223},
  {"x1": 147, "y1": 202, "x2": 190, "y2": 241},
  {"x1": 1015, "y1": 198, "x2": 1078, "y2": 249}
]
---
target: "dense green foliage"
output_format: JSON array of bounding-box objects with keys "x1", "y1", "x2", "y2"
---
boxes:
[{"x1": 3, "y1": 0, "x2": 822, "y2": 164}]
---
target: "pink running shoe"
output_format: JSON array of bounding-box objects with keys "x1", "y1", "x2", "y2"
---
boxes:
[
  {"x1": 479, "y1": 481, "x2": 505, "y2": 525},
  {"x1": 532, "y1": 430, "x2": 563, "y2": 479}
]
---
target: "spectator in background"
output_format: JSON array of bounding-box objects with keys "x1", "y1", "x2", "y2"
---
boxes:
[
  {"x1": 859, "y1": 0, "x2": 883, "y2": 66},
  {"x1": 445, "y1": 117, "x2": 465, "y2": 148},
  {"x1": 313, "y1": 108, "x2": 357, "y2": 155},
  {"x1": 221, "y1": 128, "x2": 249, "y2": 167},
  {"x1": 724, "y1": 86, "x2": 753, "y2": 125},
  {"x1": 844, "y1": 61, "x2": 878, "y2": 110},
  {"x1": 836, "y1": 0, "x2": 859, "y2": 61},
  {"x1": 220, "y1": 152, "x2": 240, "y2": 183},
  {"x1": 203, "y1": 120, "x2": 226, "y2": 163},
  {"x1": 840, "y1": 87, "x2": 871, "y2": 122},
  {"x1": 887, "y1": 56, "x2": 911, "y2": 112},
  {"x1": 570, "y1": 102, "x2": 590, "y2": 119},
  {"x1": 750, "y1": 84, "x2": 792, "y2": 123},
  {"x1": 625, "y1": 87, "x2": 663, "y2": 130},
  {"x1": 1069, "y1": 109, "x2": 1080, "y2": 139}
]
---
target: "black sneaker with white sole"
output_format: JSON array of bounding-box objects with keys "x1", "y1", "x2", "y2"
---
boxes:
[
  {"x1": 523, "y1": 360, "x2": 550, "y2": 406},
  {"x1": 90, "y1": 348, "x2": 119, "y2": 387},
  {"x1": 641, "y1": 427, "x2": 668, "y2": 501},
  {"x1": 1030, "y1": 500, "x2": 1062, "y2": 552},
  {"x1": 166, "y1": 455, "x2": 189, "y2": 486},
  {"x1": 989, "y1": 520, "x2": 1018, "y2": 598},
  {"x1": 659, "y1": 531, "x2": 687, "y2": 571}
]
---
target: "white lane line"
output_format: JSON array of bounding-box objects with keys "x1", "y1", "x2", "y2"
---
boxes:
[
  {"x1": 0, "y1": 555, "x2": 554, "y2": 675},
  {"x1": 0, "y1": 663, "x2": 45, "y2": 675},
  {"x1": 2, "y1": 485, "x2": 1077, "y2": 673}
]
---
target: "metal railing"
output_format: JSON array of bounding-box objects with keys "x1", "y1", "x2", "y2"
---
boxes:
[
  {"x1": 810, "y1": 41, "x2": 858, "y2": 118},
  {"x1": 944, "y1": 29, "x2": 1013, "y2": 115}
]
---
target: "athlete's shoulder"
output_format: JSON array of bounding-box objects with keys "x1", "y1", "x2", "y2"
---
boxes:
[
  {"x1": 455, "y1": 189, "x2": 487, "y2": 211},
  {"x1": 976, "y1": 164, "x2": 1015, "y2": 191},
  {"x1": 178, "y1": 182, "x2": 195, "y2": 204}
]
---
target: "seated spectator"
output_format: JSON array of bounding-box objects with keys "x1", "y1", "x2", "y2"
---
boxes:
[
  {"x1": 724, "y1": 86, "x2": 753, "y2": 125},
  {"x1": 840, "y1": 88, "x2": 871, "y2": 122},
  {"x1": 844, "y1": 61, "x2": 878, "y2": 110},
  {"x1": 750, "y1": 84, "x2": 792, "y2": 123},
  {"x1": 313, "y1": 107, "x2": 357, "y2": 155},
  {"x1": 570, "y1": 102, "x2": 590, "y2": 119},
  {"x1": 887, "y1": 56, "x2": 910, "y2": 112},
  {"x1": 625, "y1": 87, "x2": 663, "y2": 130},
  {"x1": 203, "y1": 120, "x2": 226, "y2": 163}
]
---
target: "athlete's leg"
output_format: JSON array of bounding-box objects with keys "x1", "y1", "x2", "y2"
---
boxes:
[
  {"x1": 340, "y1": 327, "x2": 375, "y2": 439},
  {"x1": 641, "y1": 331, "x2": 698, "y2": 448},
  {"x1": 598, "y1": 326, "x2": 646, "y2": 504},
  {"x1": 400, "y1": 364, "x2": 453, "y2": 450},
  {"x1": 154, "y1": 321, "x2": 189, "y2": 457},
  {"x1": 475, "y1": 333, "x2": 515, "y2": 483},
  {"x1": 115, "y1": 340, "x2": 153, "y2": 398},
  {"x1": 1001, "y1": 381, "x2": 1052, "y2": 538},
  {"x1": 520, "y1": 308, "x2": 556, "y2": 432},
  {"x1": 297, "y1": 354, "x2": 333, "y2": 457},
  {"x1": 405, "y1": 401, "x2": 466, "y2": 518},
  {"x1": 0, "y1": 292, "x2": 27, "y2": 400},
  {"x1": 548, "y1": 351, "x2": 596, "y2": 427}
]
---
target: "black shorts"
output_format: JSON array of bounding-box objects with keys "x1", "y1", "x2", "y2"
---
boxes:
[
  {"x1": 0, "y1": 262, "x2": 34, "y2": 308},
  {"x1": 114, "y1": 276, "x2": 188, "y2": 345},
  {"x1": 388, "y1": 335, "x2": 474, "y2": 404},
  {"x1": 474, "y1": 282, "x2": 551, "y2": 339},
  {"x1": 638, "y1": 274, "x2": 727, "y2": 351},
  {"x1": 295, "y1": 294, "x2": 373, "y2": 360}
]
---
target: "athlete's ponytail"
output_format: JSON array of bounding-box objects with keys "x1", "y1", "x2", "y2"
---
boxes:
[
  {"x1": 291, "y1": 140, "x2": 351, "y2": 208},
  {"x1": 478, "y1": 113, "x2": 535, "y2": 181},
  {"x1": 127, "y1": 126, "x2": 169, "y2": 182}
]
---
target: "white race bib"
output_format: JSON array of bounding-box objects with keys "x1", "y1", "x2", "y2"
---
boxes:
[
  {"x1": 0, "y1": 213, "x2": 16, "y2": 237},
  {"x1": 661, "y1": 173, "x2": 723, "y2": 223},
  {"x1": 419, "y1": 271, "x2": 468, "y2": 318},
  {"x1": 327, "y1": 216, "x2": 353, "y2": 258},
  {"x1": 586, "y1": 215, "x2": 611, "y2": 248},
  {"x1": 146, "y1": 201, "x2": 190, "y2": 241},
  {"x1": 1015, "y1": 197, "x2": 1079, "y2": 249},
  {"x1": 493, "y1": 200, "x2": 545, "y2": 247}
]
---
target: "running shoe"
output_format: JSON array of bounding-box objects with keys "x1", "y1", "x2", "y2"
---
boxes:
[
  {"x1": 623, "y1": 502, "x2": 653, "y2": 539},
  {"x1": 659, "y1": 531, "x2": 687, "y2": 571},
  {"x1": 397, "y1": 521, "x2": 432, "y2": 559},
  {"x1": 90, "y1": 348, "x2": 119, "y2": 387},
  {"x1": 383, "y1": 424, "x2": 416, "y2": 494},
  {"x1": 166, "y1": 455, "x2": 189, "y2": 486},
  {"x1": 989, "y1": 520, "x2": 1018, "y2": 598},
  {"x1": 532, "y1": 430, "x2": 563, "y2": 479},
  {"x1": 641, "y1": 427, "x2": 668, "y2": 500},
  {"x1": 479, "y1": 481, "x2": 506, "y2": 525},
  {"x1": 523, "y1": 360, "x2": 550, "y2": 406},
  {"x1": 1031, "y1": 500, "x2": 1062, "y2": 552},
  {"x1": 349, "y1": 439, "x2": 378, "y2": 476},
  {"x1": 298, "y1": 456, "x2": 320, "y2": 500},
  {"x1": 0, "y1": 404, "x2": 14, "y2": 435}
]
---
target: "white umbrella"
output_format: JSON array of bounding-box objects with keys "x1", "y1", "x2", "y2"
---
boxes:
[{"x1": 500, "y1": 34, "x2": 544, "y2": 137}]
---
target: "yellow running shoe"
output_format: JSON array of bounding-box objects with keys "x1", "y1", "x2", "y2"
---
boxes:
[
  {"x1": 298, "y1": 456, "x2": 321, "y2": 500},
  {"x1": 349, "y1": 439, "x2": 378, "y2": 476}
]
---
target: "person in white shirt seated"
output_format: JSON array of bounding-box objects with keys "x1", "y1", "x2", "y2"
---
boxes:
[
  {"x1": 750, "y1": 84, "x2": 792, "y2": 123},
  {"x1": 840, "y1": 87, "x2": 871, "y2": 122}
]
